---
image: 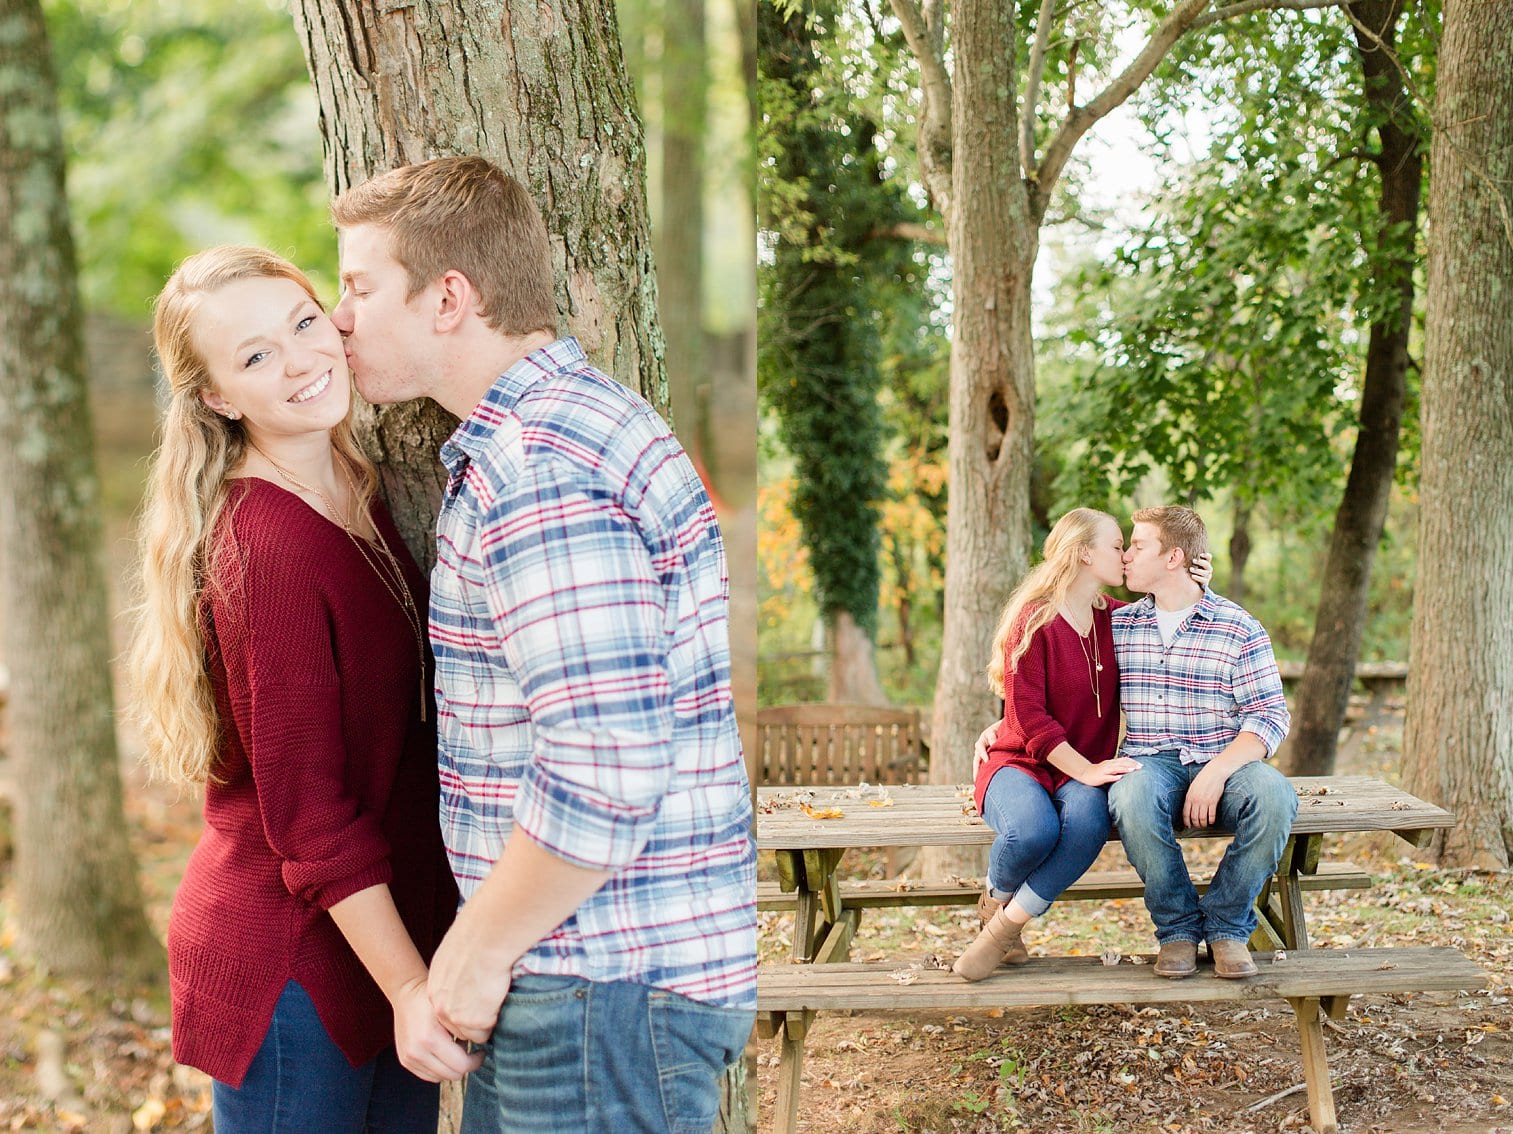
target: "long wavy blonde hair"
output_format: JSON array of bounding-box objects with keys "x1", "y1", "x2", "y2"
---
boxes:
[
  {"x1": 986, "y1": 508, "x2": 1118, "y2": 698},
  {"x1": 127, "y1": 246, "x2": 377, "y2": 784}
]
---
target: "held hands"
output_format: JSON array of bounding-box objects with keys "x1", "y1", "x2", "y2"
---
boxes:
[
  {"x1": 391, "y1": 974, "x2": 483, "y2": 1082},
  {"x1": 426, "y1": 903, "x2": 516, "y2": 1046}
]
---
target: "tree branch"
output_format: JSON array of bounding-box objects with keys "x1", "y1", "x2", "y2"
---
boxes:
[
  {"x1": 890, "y1": 0, "x2": 950, "y2": 113},
  {"x1": 1021, "y1": 0, "x2": 1058, "y2": 181},
  {"x1": 1031, "y1": 0, "x2": 1213, "y2": 217},
  {"x1": 888, "y1": 0, "x2": 954, "y2": 214},
  {"x1": 867, "y1": 221, "x2": 949, "y2": 246},
  {"x1": 1191, "y1": 0, "x2": 1345, "y2": 30}
]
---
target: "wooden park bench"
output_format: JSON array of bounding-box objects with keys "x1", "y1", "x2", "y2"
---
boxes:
[
  {"x1": 754, "y1": 777, "x2": 1485, "y2": 1134},
  {"x1": 758, "y1": 947, "x2": 1485, "y2": 1134},
  {"x1": 756, "y1": 703, "x2": 924, "y2": 786}
]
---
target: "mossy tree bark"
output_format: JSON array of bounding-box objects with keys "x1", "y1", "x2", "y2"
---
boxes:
[{"x1": 0, "y1": 0, "x2": 162, "y2": 980}]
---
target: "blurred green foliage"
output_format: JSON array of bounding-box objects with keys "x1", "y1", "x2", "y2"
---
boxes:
[
  {"x1": 45, "y1": 0, "x2": 335, "y2": 314},
  {"x1": 756, "y1": 0, "x2": 1434, "y2": 706}
]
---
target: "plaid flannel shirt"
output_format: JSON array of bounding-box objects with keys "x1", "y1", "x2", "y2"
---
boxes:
[
  {"x1": 429, "y1": 337, "x2": 756, "y2": 1009},
  {"x1": 1112, "y1": 589, "x2": 1290, "y2": 764}
]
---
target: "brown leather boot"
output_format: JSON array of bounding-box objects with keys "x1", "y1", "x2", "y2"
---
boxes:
[
  {"x1": 976, "y1": 887, "x2": 1005, "y2": 928},
  {"x1": 953, "y1": 909, "x2": 1030, "y2": 981},
  {"x1": 1210, "y1": 939, "x2": 1258, "y2": 979},
  {"x1": 1154, "y1": 939, "x2": 1198, "y2": 979}
]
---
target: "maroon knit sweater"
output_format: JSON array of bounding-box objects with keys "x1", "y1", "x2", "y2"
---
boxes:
[
  {"x1": 168, "y1": 478, "x2": 457, "y2": 1087},
  {"x1": 974, "y1": 599, "x2": 1125, "y2": 813}
]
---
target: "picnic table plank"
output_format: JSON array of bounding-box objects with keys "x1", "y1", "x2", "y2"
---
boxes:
[
  {"x1": 756, "y1": 777, "x2": 1453, "y2": 850},
  {"x1": 757, "y1": 947, "x2": 1484, "y2": 1010}
]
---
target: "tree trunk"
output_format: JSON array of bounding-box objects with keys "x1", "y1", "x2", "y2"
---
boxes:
[
  {"x1": 658, "y1": 0, "x2": 708, "y2": 439},
  {"x1": 1400, "y1": 0, "x2": 1513, "y2": 869},
  {"x1": 1285, "y1": 0, "x2": 1418, "y2": 778},
  {"x1": 827, "y1": 610, "x2": 888, "y2": 705},
  {"x1": 1228, "y1": 497, "x2": 1253, "y2": 605},
  {"x1": 919, "y1": 0, "x2": 1033, "y2": 881},
  {"x1": 0, "y1": 0, "x2": 162, "y2": 980},
  {"x1": 288, "y1": 0, "x2": 669, "y2": 558}
]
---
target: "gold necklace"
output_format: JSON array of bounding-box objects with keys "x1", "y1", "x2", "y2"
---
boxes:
[
  {"x1": 249, "y1": 443, "x2": 428, "y2": 721},
  {"x1": 1067, "y1": 607, "x2": 1104, "y2": 718}
]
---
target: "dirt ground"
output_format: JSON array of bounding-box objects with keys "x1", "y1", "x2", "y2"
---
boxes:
[
  {"x1": 1, "y1": 644, "x2": 1509, "y2": 1134},
  {"x1": 752, "y1": 718, "x2": 1513, "y2": 1134}
]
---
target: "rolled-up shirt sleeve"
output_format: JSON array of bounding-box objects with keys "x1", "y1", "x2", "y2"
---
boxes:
[
  {"x1": 1232, "y1": 622, "x2": 1291, "y2": 757},
  {"x1": 478, "y1": 457, "x2": 674, "y2": 872}
]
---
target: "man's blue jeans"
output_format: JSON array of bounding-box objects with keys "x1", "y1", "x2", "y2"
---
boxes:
[
  {"x1": 981, "y1": 766, "x2": 1112, "y2": 916},
  {"x1": 211, "y1": 981, "x2": 438, "y2": 1134},
  {"x1": 1107, "y1": 751, "x2": 1297, "y2": 946},
  {"x1": 459, "y1": 974, "x2": 754, "y2": 1134}
]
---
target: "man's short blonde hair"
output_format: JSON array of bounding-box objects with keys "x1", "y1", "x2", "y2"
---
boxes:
[
  {"x1": 1132, "y1": 505, "x2": 1209, "y2": 565},
  {"x1": 331, "y1": 156, "x2": 557, "y2": 338}
]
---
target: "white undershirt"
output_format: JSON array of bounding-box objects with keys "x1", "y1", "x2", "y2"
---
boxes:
[{"x1": 1155, "y1": 602, "x2": 1197, "y2": 647}]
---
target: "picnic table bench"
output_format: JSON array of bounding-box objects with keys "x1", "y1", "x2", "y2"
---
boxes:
[{"x1": 754, "y1": 776, "x2": 1484, "y2": 1134}]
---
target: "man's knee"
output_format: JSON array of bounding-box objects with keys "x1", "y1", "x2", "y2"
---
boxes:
[{"x1": 1227, "y1": 761, "x2": 1298, "y2": 829}]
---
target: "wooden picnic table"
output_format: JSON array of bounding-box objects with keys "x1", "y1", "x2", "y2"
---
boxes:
[
  {"x1": 756, "y1": 775, "x2": 1454, "y2": 965},
  {"x1": 756, "y1": 775, "x2": 1468, "y2": 1134}
]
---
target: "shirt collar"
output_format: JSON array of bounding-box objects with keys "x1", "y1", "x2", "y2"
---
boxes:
[
  {"x1": 1132, "y1": 585, "x2": 1216, "y2": 622},
  {"x1": 440, "y1": 337, "x2": 587, "y2": 478}
]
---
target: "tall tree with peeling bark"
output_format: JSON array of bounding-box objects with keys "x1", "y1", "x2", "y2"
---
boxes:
[
  {"x1": 887, "y1": 0, "x2": 1352, "y2": 876},
  {"x1": 286, "y1": 2, "x2": 751, "y2": 1126},
  {"x1": 0, "y1": 0, "x2": 161, "y2": 979},
  {"x1": 1401, "y1": 0, "x2": 1513, "y2": 870}
]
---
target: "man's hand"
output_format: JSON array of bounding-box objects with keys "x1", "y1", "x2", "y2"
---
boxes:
[
  {"x1": 1183, "y1": 761, "x2": 1232, "y2": 829},
  {"x1": 972, "y1": 723, "x2": 998, "y2": 775},
  {"x1": 427, "y1": 907, "x2": 517, "y2": 1046},
  {"x1": 1074, "y1": 756, "x2": 1143, "y2": 787},
  {"x1": 392, "y1": 974, "x2": 484, "y2": 1081}
]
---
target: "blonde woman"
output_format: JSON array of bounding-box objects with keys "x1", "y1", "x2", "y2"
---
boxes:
[
  {"x1": 954, "y1": 509, "x2": 1210, "y2": 981},
  {"x1": 128, "y1": 246, "x2": 478, "y2": 1131}
]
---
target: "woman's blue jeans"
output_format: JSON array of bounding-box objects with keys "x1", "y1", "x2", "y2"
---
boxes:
[
  {"x1": 1106, "y1": 750, "x2": 1298, "y2": 945},
  {"x1": 211, "y1": 981, "x2": 438, "y2": 1134},
  {"x1": 981, "y1": 766, "x2": 1112, "y2": 917},
  {"x1": 459, "y1": 974, "x2": 753, "y2": 1134}
]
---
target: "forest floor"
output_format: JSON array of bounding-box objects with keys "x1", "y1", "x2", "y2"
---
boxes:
[
  {"x1": 0, "y1": 704, "x2": 1509, "y2": 1133},
  {"x1": 752, "y1": 715, "x2": 1513, "y2": 1134}
]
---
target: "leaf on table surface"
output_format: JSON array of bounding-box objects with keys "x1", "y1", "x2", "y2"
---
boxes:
[{"x1": 800, "y1": 804, "x2": 845, "y2": 820}]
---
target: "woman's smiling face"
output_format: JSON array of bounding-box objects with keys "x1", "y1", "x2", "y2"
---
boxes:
[{"x1": 194, "y1": 275, "x2": 351, "y2": 444}]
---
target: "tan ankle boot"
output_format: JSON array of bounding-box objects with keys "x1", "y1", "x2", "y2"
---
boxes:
[
  {"x1": 976, "y1": 887, "x2": 1005, "y2": 928},
  {"x1": 953, "y1": 910, "x2": 1030, "y2": 981}
]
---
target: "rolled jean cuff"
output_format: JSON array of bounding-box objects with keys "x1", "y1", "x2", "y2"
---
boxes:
[{"x1": 1013, "y1": 882, "x2": 1053, "y2": 918}]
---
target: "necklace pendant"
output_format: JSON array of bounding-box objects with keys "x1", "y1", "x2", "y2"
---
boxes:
[{"x1": 1096, "y1": 663, "x2": 1104, "y2": 671}]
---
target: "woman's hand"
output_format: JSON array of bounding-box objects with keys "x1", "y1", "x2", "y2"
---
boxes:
[
  {"x1": 972, "y1": 723, "x2": 998, "y2": 775},
  {"x1": 1189, "y1": 551, "x2": 1215, "y2": 587},
  {"x1": 1073, "y1": 756, "x2": 1143, "y2": 787},
  {"x1": 391, "y1": 974, "x2": 484, "y2": 1082}
]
